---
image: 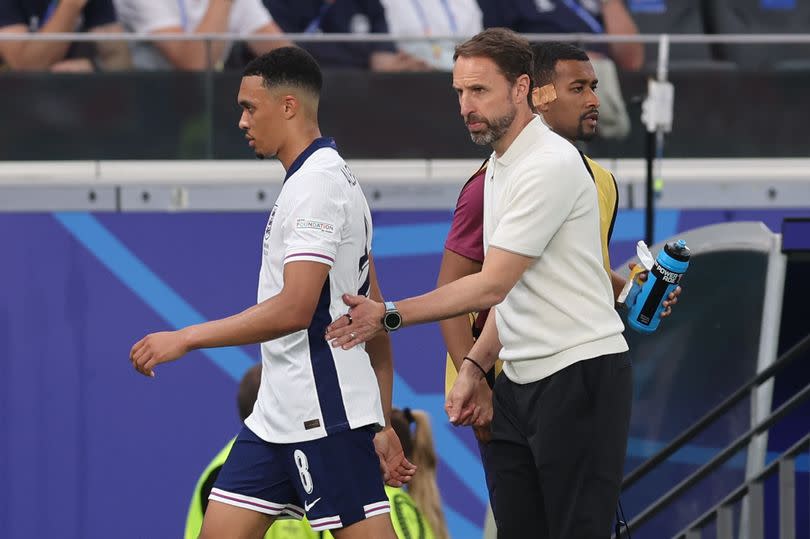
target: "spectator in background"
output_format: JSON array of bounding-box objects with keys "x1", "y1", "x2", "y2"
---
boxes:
[
  {"x1": 380, "y1": 0, "x2": 482, "y2": 70},
  {"x1": 114, "y1": 0, "x2": 290, "y2": 70},
  {"x1": 0, "y1": 0, "x2": 130, "y2": 71},
  {"x1": 478, "y1": 0, "x2": 639, "y2": 139},
  {"x1": 264, "y1": 0, "x2": 429, "y2": 71},
  {"x1": 477, "y1": 0, "x2": 643, "y2": 71}
]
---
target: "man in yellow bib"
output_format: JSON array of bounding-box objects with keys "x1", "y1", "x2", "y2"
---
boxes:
[{"x1": 437, "y1": 41, "x2": 679, "y2": 510}]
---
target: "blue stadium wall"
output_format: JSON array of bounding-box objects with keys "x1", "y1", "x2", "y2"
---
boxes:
[{"x1": 2, "y1": 208, "x2": 808, "y2": 539}]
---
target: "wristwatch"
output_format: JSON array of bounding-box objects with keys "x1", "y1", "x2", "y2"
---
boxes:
[{"x1": 382, "y1": 301, "x2": 402, "y2": 332}]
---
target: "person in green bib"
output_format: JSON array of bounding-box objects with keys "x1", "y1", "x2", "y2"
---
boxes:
[{"x1": 186, "y1": 365, "x2": 447, "y2": 539}]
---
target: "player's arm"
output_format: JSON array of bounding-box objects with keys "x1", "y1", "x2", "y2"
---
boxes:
[
  {"x1": 436, "y1": 249, "x2": 482, "y2": 370},
  {"x1": 129, "y1": 260, "x2": 330, "y2": 377},
  {"x1": 366, "y1": 254, "x2": 394, "y2": 425},
  {"x1": 366, "y1": 253, "x2": 417, "y2": 485},
  {"x1": 0, "y1": 0, "x2": 85, "y2": 70}
]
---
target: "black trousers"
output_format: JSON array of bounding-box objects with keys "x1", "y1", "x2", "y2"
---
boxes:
[{"x1": 491, "y1": 353, "x2": 632, "y2": 539}]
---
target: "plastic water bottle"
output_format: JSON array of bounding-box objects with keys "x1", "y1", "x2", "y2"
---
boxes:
[{"x1": 626, "y1": 239, "x2": 691, "y2": 334}]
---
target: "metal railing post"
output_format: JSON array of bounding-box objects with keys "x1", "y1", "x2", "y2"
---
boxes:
[
  {"x1": 779, "y1": 458, "x2": 796, "y2": 539},
  {"x1": 716, "y1": 504, "x2": 734, "y2": 539},
  {"x1": 748, "y1": 480, "x2": 764, "y2": 539}
]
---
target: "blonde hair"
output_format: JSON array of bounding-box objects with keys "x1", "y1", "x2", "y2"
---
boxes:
[{"x1": 398, "y1": 409, "x2": 450, "y2": 539}]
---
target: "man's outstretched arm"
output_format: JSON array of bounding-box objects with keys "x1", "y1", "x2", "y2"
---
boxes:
[{"x1": 325, "y1": 246, "x2": 534, "y2": 349}]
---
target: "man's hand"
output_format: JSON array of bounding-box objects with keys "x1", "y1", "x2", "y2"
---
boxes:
[
  {"x1": 448, "y1": 374, "x2": 493, "y2": 429},
  {"x1": 325, "y1": 295, "x2": 386, "y2": 349},
  {"x1": 129, "y1": 330, "x2": 190, "y2": 378},
  {"x1": 373, "y1": 427, "x2": 417, "y2": 487},
  {"x1": 446, "y1": 362, "x2": 485, "y2": 426},
  {"x1": 628, "y1": 262, "x2": 681, "y2": 317},
  {"x1": 471, "y1": 379, "x2": 493, "y2": 430}
]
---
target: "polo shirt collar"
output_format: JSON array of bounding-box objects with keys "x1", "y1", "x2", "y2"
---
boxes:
[{"x1": 492, "y1": 115, "x2": 548, "y2": 167}]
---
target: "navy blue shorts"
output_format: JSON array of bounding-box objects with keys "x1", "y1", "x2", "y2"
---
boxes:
[{"x1": 210, "y1": 425, "x2": 389, "y2": 532}]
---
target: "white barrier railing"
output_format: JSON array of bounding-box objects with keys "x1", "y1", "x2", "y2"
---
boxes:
[{"x1": 1, "y1": 158, "x2": 808, "y2": 212}]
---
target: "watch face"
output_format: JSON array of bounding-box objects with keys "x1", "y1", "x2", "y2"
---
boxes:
[{"x1": 384, "y1": 312, "x2": 402, "y2": 330}]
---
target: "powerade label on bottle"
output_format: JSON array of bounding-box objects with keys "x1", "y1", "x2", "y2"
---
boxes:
[
  {"x1": 626, "y1": 239, "x2": 690, "y2": 334},
  {"x1": 636, "y1": 260, "x2": 684, "y2": 325}
]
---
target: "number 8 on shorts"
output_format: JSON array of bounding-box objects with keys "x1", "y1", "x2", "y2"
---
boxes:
[{"x1": 294, "y1": 449, "x2": 314, "y2": 494}]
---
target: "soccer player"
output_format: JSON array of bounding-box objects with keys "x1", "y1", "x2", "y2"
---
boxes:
[{"x1": 130, "y1": 47, "x2": 413, "y2": 539}]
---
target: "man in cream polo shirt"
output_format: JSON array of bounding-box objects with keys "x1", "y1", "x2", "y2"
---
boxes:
[
  {"x1": 480, "y1": 113, "x2": 627, "y2": 384},
  {"x1": 325, "y1": 28, "x2": 632, "y2": 538}
]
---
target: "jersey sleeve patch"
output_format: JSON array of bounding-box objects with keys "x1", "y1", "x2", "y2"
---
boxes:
[{"x1": 295, "y1": 218, "x2": 336, "y2": 235}]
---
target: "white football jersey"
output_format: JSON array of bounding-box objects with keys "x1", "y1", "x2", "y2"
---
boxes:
[{"x1": 245, "y1": 138, "x2": 385, "y2": 443}]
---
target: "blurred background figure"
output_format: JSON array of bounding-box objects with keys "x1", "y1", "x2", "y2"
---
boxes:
[
  {"x1": 184, "y1": 365, "x2": 273, "y2": 539},
  {"x1": 380, "y1": 0, "x2": 482, "y2": 70},
  {"x1": 476, "y1": 0, "x2": 641, "y2": 139},
  {"x1": 476, "y1": 0, "x2": 643, "y2": 71},
  {"x1": 0, "y1": 0, "x2": 130, "y2": 71},
  {"x1": 388, "y1": 407, "x2": 449, "y2": 539},
  {"x1": 113, "y1": 0, "x2": 289, "y2": 70},
  {"x1": 263, "y1": 0, "x2": 430, "y2": 71},
  {"x1": 185, "y1": 364, "x2": 448, "y2": 539}
]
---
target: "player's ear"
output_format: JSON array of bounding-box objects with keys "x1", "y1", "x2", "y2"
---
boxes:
[{"x1": 282, "y1": 94, "x2": 298, "y2": 119}]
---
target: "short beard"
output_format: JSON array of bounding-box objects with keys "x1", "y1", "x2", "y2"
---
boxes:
[
  {"x1": 469, "y1": 107, "x2": 517, "y2": 146},
  {"x1": 577, "y1": 122, "x2": 597, "y2": 142}
]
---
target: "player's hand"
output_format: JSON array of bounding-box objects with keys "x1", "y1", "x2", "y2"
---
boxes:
[
  {"x1": 373, "y1": 427, "x2": 417, "y2": 487},
  {"x1": 129, "y1": 330, "x2": 190, "y2": 378},
  {"x1": 445, "y1": 363, "x2": 481, "y2": 426},
  {"x1": 629, "y1": 262, "x2": 681, "y2": 318},
  {"x1": 325, "y1": 295, "x2": 385, "y2": 349}
]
